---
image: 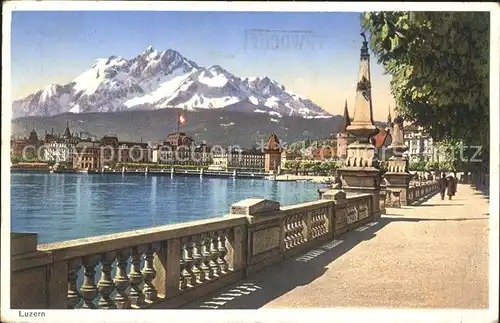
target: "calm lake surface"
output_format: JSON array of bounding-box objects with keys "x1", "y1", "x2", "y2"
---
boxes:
[{"x1": 11, "y1": 173, "x2": 323, "y2": 244}]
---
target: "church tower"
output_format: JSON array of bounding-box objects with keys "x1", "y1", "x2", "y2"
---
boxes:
[
  {"x1": 336, "y1": 100, "x2": 354, "y2": 159},
  {"x1": 264, "y1": 133, "x2": 281, "y2": 173}
]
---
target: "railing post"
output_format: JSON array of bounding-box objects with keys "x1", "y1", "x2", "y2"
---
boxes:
[
  {"x1": 226, "y1": 225, "x2": 247, "y2": 272},
  {"x1": 305, "y1": 211, "x2": 312, "y2": 241},
  {"x1": 229, "y1": 198, "x2": 282, "y2": 275},
  {"x1": 153, "y1": 239, "x2": 181, "y2": 299},
  {"x1": 47, "y1": 261, "x2": 69, "y2": 308},
  {"x1": 322, "y1": 190, "x2": 347, "y2": 235},
  {"x1": 379, "y1": 189, "x2": 387, "y2": 215},
  {"x1": 11, "y1": 233, "x2": 56, "y2": 309}
]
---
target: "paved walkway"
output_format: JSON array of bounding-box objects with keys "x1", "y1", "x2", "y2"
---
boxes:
[{"x1": 182, "y1": 184, "x2": 489, "y2": 309}]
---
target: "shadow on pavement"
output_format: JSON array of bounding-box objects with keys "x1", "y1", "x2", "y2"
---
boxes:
[
  {"x1": 381, "y1": 217, "x2": 488, "y2": 223},
  {"x1": 413, "y1": 203, "x2": 465, "y2": 207},
  {"x1": 471, "y1": 184, "x2": 490, "y2": 200},
  {"x1": 410, "y1": 192, "x2": 437, "y2": 206},
  {"x1": 181, "y1": 220, "x2": 388, "y2": 309}
]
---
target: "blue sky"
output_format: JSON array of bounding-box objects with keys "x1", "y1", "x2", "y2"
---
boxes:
[{"x1": 11, "y1": 11, "x2": 394, "y2": 119}]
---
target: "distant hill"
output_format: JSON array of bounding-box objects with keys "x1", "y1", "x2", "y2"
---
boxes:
[{"x1": 11, "y1": 109, "x2": 345, "y2": 149}]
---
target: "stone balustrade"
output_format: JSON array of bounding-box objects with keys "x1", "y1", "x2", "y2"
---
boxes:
[
  {"x1": 406, "y1": 181, "x2": 439, "y2": 204},
  {"x1": 11, "y1": 191, "x2": 375, "y2": 310}
]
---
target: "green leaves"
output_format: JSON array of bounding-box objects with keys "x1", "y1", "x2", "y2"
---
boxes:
[{"x1": 362, "y1": 11, "x2": 489, "y2": 161}]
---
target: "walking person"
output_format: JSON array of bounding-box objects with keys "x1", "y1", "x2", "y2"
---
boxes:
[
  {"x1": 439, "y1": 173, "x2": 447, "y2": 200},
  {"x1": 446, "y1": 174, "x2": 456, "y2": 200}
]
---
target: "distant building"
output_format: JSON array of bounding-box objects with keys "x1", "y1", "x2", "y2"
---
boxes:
[
  {"x1": 99, "y1": 134, "x2": 151, "y2": 167},
  {"x1": 154, "y1": 132, "x2": 210, "y2": 166},
  {"x1": 11, "y1": 127, "x2": 43, "y2": 161},
  {"x1": 371, "y1": 110, "x2": 393, "y2": 161},
  {"x1": 73, "y1": 141, "x2": 101, "y2": 170},
  {"x1": 280, "y1": 150, "x2": 302, "y2": 168},
  {"x1": 403, "y1": 123, "x2": 436, "y2": 162},
  {"x1": 43, "y1": 123, "x2": 79, "y2": 165},
  {"x1": 72, "y1": 134, "x2": 151, "y2": 170},
  {"x1": 211, "y1": 148, "x2": 265, "y2": 170},
  {"x1": 264, "y1": 133, "x2": 281, "y2": 173},
  {"x1": 310, "y1": 146, "x2": 337, "y2": 161}
]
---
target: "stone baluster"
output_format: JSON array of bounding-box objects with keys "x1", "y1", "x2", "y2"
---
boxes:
[
  {"x1": 114, "y1": 250, "x2": 131, "y2": 309},
  {"x1": 80, "y1": 256, "x2": 99, "y2": 309},
  {"x1": 179, "y1": 252, "x2": 187, "y2": 290},
  {"x1": 284, "y1": 219, "x2": 291, "y2": 249},
  {"x1": 200, "y1": 233, "x2": 213, "y2": 281},
  {"x1": 142, "y1": 243, "x2": 159, "y2": 303},
  {"x1": 97, "y1": 252, "x2": 116, "y2": 309},
  {"x1": 181, "y1": 237, "x2": 196, "y2": 288},
  {"x1": 210, "y1": 232, "x2": 221, "y2": 277},
  {"x1": 128, "y1": 247, "x2": 145, "y2": 307},
  {"x1": 67, "y1": 259, "x2": 82, "y2": 309},
  {"x1": 192, "y1": 235, "x2": 205, "y2": 283},
  {"x1": 297, "y1": 215, "x2": 303, "y2": 243},
  {"x1": 217, "y1": 230, "x2": 229, "y2": 274},
  {"x1": 312, "y1": 211, "x2": 318, "y2": 238},
  {"x1": 290, "y1": 216, "x2": 298, "y2": 247}
]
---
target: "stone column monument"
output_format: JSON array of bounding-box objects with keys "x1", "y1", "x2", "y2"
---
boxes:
[
  {"x1": 383, "y1": 115, "x2": 411, "y2": 207},
  {"x1": 337, "y1": 33, "x2": 382, "y2": 219}
]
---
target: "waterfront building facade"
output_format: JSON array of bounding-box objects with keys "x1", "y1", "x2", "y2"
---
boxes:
[
  {"x1": 73, "y1": 141, "x2": 101, "y2": 170},
  {"x1": 99, "y1": 134, "x2": 151, "y2": 167},
  {"x1": 11, "y1": 128, "x2": 43, "y2": 160},
  {"x1": 154, "y1": 132, "x2": 210, "y2": 166},
  {"x1": 211, "y1": 148, "x2": 265, "y2": 170},
  {"x1": 42, "y1": 123, "x2": 80, "y2": 165}
]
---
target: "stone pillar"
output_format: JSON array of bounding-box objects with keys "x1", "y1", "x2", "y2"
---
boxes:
[
  {"x1": 383, "y1": 115, "x2": 411, "y2": 207},
  {"x1": 11, "y1": 233, "x2": 64, "y2": 309},
  {"x1": 229, "y1": 198, "x2": 282, "y2": 275},
  {"x1": 337, "y1": 33, "x2": 382, "y2": 220},
  {"x1": 322, "y1": 189, "x2": 347, "y2": 235}
]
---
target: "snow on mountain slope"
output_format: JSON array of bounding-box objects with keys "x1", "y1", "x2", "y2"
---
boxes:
[{"x1": 12, "y1": 46, "x2": 331, "y2": 119}]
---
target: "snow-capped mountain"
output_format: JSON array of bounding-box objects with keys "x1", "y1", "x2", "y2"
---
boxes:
[{"x1": 12, "y1": 46, "x2": 331, "y2": 119}]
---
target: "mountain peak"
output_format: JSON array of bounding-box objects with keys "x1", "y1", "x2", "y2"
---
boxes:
[
  {"x1": 12, "y1": 47, "x2": 330, "y2": 119},
  {"x1": 144, "y1": 45, "x2": 155, "y2": 54}
]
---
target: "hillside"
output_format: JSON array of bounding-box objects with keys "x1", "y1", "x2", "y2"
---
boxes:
[{"x1": 12, "y1": 109, "x2": 344, "y2": 149}]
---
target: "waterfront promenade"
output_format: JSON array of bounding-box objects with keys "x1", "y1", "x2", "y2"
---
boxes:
[
  {"x1": 181, "y1": 184, "x2": 489, "y2": 309},
  {"x1": 10, "y1": 181, "x2": 492, "y2": 312}
]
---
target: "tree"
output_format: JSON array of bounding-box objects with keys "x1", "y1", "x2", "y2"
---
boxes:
[{"x1": 361, "y1": 12, "x2": 489, "y2": 160}]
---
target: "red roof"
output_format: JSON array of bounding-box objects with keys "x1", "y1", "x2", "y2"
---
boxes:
[
  {"x1": 371, "y1": 128, "x2": 391, "y2": 148},
  {"x1": 266, "y1": 133, "x2": 280, "y2": 151}
]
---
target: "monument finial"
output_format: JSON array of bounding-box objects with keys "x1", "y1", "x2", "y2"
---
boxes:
[
  {"x1": 348, "y1": 36, "x2": 377, "y2": 141},
  {"x1": 360, "y1": 32, "x2": 367, "y2": 42}
]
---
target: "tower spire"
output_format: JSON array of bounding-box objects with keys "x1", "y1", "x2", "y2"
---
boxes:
[
  {"x1": 343, "y1": 99, "x2": 351, "y2": 131},
  {"x1": 347, "y1": 32, "x2": 378, "y2": 141},
  {"x1": 63, "y1": 120, "x2": 71, "y2": 138}
]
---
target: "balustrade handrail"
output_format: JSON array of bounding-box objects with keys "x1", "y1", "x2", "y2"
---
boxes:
[
  {"x1": 280, "y1": 199, "x2": 333, "y2": 212},
  {"x1": 10, "y1": 188, "x2": 381, "y2": 310},
  {"x1": 33, "y1": 216, "x2": 247, "y2": 263},
  {"x1": 345, "y1": 193, "x2": 373, "y2": 203}
]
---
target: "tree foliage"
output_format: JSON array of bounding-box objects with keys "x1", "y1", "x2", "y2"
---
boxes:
[
  {"x1": 283, "y1": 159, "x2": 343, "y2": 175},
  {"x1": 361, "y1": 12, "x2": 489, "y2": 158}
]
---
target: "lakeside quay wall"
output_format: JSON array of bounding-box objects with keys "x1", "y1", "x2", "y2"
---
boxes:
[
  {"x1": 10, "y1": 167, "x2": 268, "y2": 179},
  {"x1": 10, "y1": 181, "x2": 439, "y2": 309}
]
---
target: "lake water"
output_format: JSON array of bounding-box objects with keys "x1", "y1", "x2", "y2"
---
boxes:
[{"x1": 11, "y1": 173, "x2": 323, "y2": 244}]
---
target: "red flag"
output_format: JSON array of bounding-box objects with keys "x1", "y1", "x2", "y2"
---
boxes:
[{"x1": 178, "y1": 114, "x2": 186, "y2": 125}]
